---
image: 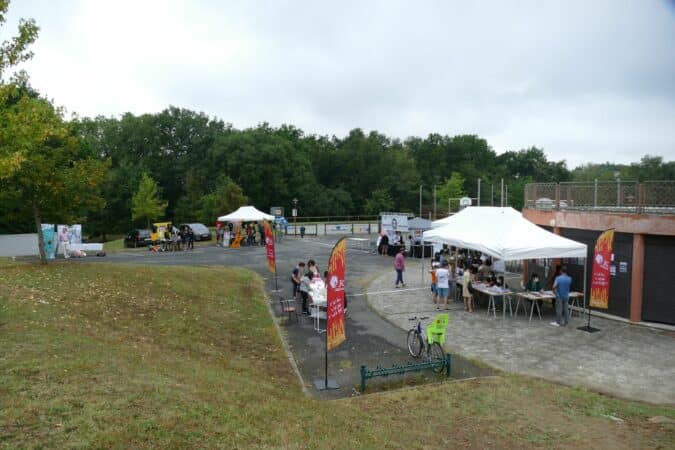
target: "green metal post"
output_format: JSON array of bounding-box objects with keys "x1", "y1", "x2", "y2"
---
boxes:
[{"x1": 360, "y1": 365, "x2": 367, "y2": 391}]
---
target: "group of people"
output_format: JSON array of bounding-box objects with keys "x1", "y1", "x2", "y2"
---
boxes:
[
  {"x1": 154, "y1": 225, "x2": 194, "y2": 252},
  {"x1": 290, "y1": 260, "x2": 347, "y2": 316},
  {"x1": 216, "y1": 221, "x2": 283, "y2": 247},
  {"x1": 428, "y1": 247, "x2": 507, "y2": 312},
  {"x1": 526, "y1": 265, "x2": 573, "y2": 327},
  {"x1": 427, "y1": 245, "x2": 575, "y2": 325},
  {"x1": 376, "y1": 231, "x2": 408, "y2": 256}
]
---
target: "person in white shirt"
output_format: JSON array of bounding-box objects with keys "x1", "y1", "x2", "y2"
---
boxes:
[
  {"x1": 58, "y1": 227, "x2": 70, "y2": 259},
  {"x1": 435, "y1": 261, "x2": 451, "y2": 310}
]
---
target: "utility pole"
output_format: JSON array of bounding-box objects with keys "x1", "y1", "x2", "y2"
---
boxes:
[
  {"x1": 491, "y1": 184, "x2": 494, "y2": 206},
  {"x1": 477, "y1": 178, "x2": 481, "y2": 206},
  {"x1": 505, "y1": 184, "x2": 508, "y2": 207},
  {"x1": 433, "y1": 185, "x2": 437, "y2": 219},
  {"x1": 292, "y1": 198, "x2": 298, "y2": 236},
  {"x1": 419, "y1": 185, "x2": 422, "y2": 217},
  {"x1": 500, "y1": 179, "x2": 504, "y2": 207}
]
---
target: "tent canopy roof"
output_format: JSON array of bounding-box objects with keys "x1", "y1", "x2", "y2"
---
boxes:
[
  {"x1": 423, "y1": 207, "x2": 587, "y2": 261},
  {"x1": 217, "y1": 206, "x2": 274, "y2": 222},
  {"x1": 408, "y1": 217, "x2": 432, "y2": 230}
]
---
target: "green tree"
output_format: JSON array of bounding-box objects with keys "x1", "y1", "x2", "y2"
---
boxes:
[
  {"x1": 364, "y1": 188, "x2": 394, "y2": 215},
  {"x1": 131, "y1": 173, "x2": 167, "y2": 227},
  {"x1": 437, "y1": 172, "x2": 466, "y2": 213},
  {"x1": 0, "y1": 86, "x2": 108, "y2": 262},
  {"x1": 0, "y1": 0, "x2": 39, "y2": 178},
  {"x1": 196, "y1": 175, "x2": 248, "y2": 224}
]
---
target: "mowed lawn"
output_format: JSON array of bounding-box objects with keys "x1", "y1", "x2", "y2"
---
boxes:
[{"x1": 1, "y1": 262, "x2": 673, "y2": 448}]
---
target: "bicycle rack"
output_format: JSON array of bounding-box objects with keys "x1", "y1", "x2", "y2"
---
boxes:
[{"x1": 360, "y1": 353, "x2": 451, "y2": 391}]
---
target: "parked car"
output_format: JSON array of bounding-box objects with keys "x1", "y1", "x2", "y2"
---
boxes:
[
  {"x1": 179, "y1": 223, "x2": 212, "y2": 241},
  {"x1": 124, "y1": 229, "x2": 153, "y2": 248}
]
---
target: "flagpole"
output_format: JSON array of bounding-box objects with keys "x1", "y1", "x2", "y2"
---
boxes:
[
  {"x1": 314, "y1": 237, "x2": 345, "y2": 391},
  {"x1": 578, "y1": 249, "x2": 600, "y2": 333}
]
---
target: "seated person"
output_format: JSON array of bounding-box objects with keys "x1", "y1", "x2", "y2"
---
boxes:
[
  {"x1": 391, "y1": 232, "x2": 401, "y2": 246},
  {"x1": 478, "y1": 259, "x2": 492, "y2": 281},
  {"x1": 525, "y1": 273, "x2": 542, "y2": 291},
  {"x1": 486, "y1": 270, "x2": 497, "y2": 286},
  {"x1": 496, "y1": 275, "x2": 507, "y2": 288}
]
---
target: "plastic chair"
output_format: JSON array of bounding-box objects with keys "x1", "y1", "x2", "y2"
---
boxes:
[{"x1": 426, "y1": 313, "x2": 449, "y2": 345}]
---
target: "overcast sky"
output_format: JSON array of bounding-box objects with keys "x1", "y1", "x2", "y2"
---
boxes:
[{"x1": 5, "y1": 0, "x2": 675, "y2": 168}]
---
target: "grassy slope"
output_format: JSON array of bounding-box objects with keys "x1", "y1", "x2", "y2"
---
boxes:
[{"x1": 0, "y1": 262, "x2": 672, "y2": 448}]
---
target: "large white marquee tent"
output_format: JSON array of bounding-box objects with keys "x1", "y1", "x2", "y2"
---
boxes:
[{"x1": 423, "y1": 207, "x2": 587, "y2": 261}]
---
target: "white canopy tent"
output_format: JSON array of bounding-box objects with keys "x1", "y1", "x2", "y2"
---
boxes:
[
  {"x1": 423, "y1": 207, "x2": 587, "y2": 261},
  {"x1": 431, "y1": 214, "x2": 455, "y2": 229},
  {"x1": 217, "y1": 206, "x2": 275, "y2": 223}
]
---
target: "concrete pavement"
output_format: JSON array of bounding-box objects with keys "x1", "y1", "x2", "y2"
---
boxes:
[{"x1": 367, "y1": 259, "x2": 675, "y2": 405}]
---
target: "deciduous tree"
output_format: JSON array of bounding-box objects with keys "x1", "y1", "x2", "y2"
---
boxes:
[{"x1": 131, "y1": 173, "x2": 167, "y2": 227}]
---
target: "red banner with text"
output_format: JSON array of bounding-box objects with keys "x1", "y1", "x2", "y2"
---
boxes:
[
  {"x1": 327, "y1": 238, "x2": 346, "y2": 350},
  {"x1": 589, "y1": 229, "x2": 614, "y2": 309},
  {"x1": 264, "y1": 221, "x2": 276, "y2": 274}
]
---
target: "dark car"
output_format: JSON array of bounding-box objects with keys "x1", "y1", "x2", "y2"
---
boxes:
[
  {"x1": 179, "y1": 223, "x2": 212, "y2": 241},
  {"x1": 124, "y1": 229, "x2": 153, "y2": 248}
]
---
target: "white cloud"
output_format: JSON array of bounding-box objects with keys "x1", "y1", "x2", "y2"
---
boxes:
[{"x1": 5, "y1": 0, "x2": 675, "y2": 167}]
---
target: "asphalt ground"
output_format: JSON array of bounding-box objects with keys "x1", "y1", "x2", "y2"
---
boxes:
[{"x1": 70, "y1": 236, "x2": 493, "y2": 399}]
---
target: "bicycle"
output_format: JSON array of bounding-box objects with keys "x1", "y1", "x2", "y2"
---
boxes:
[{"x1": 406, "y1": 316, "x2": 446, "y2": 373}]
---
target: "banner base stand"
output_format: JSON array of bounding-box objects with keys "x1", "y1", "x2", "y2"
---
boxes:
[
  {"x1": 577, "y1": 325, "x2": 601, "y2": 333},
  {"x1": 313, "y1": 378, "x2": 339, "y2": 390}
]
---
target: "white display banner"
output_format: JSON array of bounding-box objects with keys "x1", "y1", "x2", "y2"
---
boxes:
[
  {"x1": 56, "y1": 224, "x2": 82, "y2": 244},
  {"x1": 325, "y1": 224, "x2": 353, "y2": 234},
  {"x1": 381, "y1": 214, "x2": 408, "y2": 238}
]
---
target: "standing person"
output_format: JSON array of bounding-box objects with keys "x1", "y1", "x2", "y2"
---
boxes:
[
  {"x1": 379, "y1": 232, "x2": 389, "y2": 256},
  {"x1": 187, "y1": 227, "x2": 194, "y2": 250},
  {"x1": 216, "y1": 223, "x2": 224, "y2": 247},
  {"x1": 551, "y1": 266, "x2": 572, "y2": 327},
  {"x1": 291, "y1": 262, "x2": 305, "y2": 300},
  {"x1": 448, "y1": 258, "x2": 457, "y2": 302},
  {"x1": 462, "y1": 264, "x2": 474, "y2": 313},
  {"x1": 429, "y1": 262, "x2": 439, "y2": 305},
  {"x1": 435, "y1": 261, "x2": 450, "y2": 310},
  {"x1": 58, "y1": 227, "x2": 70, "y2": 259},
  {"x1": 258, "y1": 222, "x2": 265, "y2": 246},
  {"x1": 179, "y1": 226, "x2": 187, "y2": 250},
  {"x1": 299, "y1": 268, "x2": 312, "y2": 315},
  {"x1": 394, "y1": 247, "x2": 406, "y2": 288}
]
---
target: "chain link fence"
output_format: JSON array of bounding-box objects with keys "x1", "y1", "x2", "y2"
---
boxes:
[{"x1": 524, "y1": 180, "x2": 675, "y2": 214}]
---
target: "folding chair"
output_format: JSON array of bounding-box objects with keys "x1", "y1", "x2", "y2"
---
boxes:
[{"x1": 278, "y1": 297, "x2": 297, "y2": 323}]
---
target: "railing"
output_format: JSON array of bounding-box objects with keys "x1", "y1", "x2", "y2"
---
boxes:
[
  {"x1": 360, "y1": 354, "x2": 452, "y2": 391},
  {"x1": 524, "y1": 180, "x2": 675, "y2": 215}
]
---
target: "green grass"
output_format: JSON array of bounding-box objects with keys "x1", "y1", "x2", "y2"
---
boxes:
[
  {"x1": 1, "y1": 262, "x2": 673, "y2": 448},
  {"x1": 102, "y1": 237, "x2": 126, "y2": 253}
]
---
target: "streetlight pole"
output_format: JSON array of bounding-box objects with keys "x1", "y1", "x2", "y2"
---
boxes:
[{"x1": 292, "y1": 198, "x2": 298, "y2": 236}]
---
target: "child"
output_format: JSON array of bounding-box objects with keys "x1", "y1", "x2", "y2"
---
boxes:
[
  {"x1": 429, "y1": 262, "x2": 439, "y2": 304},
  {"x1": 435, "y1": 261, "x2": 451, "y2": 310}
]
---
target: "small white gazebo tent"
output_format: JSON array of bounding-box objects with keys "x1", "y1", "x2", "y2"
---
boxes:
[
  {"x1": 217, "y1": 206, "x2": 275, "y2": 223},
  {"x1": 423, "y1": 207, "x2": 587, "y2": 261}
]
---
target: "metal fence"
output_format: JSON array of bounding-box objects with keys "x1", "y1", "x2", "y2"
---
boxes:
[{"x1": 524, "y1": 180, "x2": 675, "y2": 214}]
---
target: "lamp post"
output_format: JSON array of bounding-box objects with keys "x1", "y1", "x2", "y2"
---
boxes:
[{"x1": 292, "y1": 198, "x2": 298, "y2": 236}]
